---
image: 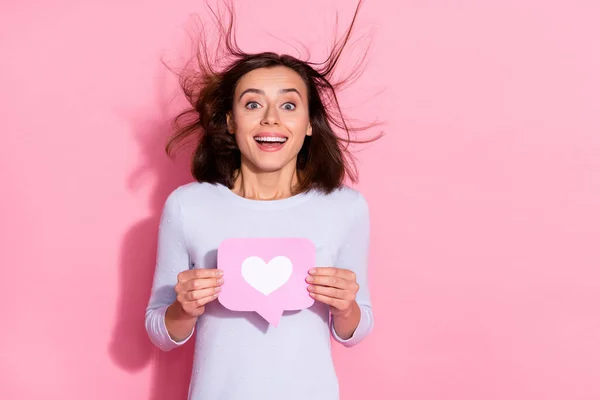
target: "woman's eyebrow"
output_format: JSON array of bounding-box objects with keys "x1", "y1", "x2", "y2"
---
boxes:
[{"x1": 238, "y1": 88, "x2": 302, "y2": 100}]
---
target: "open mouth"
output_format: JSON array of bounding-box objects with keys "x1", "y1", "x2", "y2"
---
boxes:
[{"x1": 254, "y1": 136, "x2": 288, "y2": 151}]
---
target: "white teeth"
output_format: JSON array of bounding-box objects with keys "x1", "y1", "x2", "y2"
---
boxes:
[{"x1": 254, "y1": 137, "x2": 287, "y2": 143}]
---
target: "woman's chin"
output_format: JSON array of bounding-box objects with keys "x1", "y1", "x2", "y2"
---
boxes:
[
  {"x1": 254, "y1": 164, "x2": 287, "y2": 174},
  {"x1": 248, "y1": 158, "x2": 292, "y2": 174}
]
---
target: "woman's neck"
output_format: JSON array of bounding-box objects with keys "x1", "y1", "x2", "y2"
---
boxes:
[{"x1": 232, "y1": 161, "x2": 299, "y2": 200}]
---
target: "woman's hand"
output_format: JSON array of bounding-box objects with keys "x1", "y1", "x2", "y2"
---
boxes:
[
  {"x1": 165, "y1": 268, "x2": 224, "y2": 342},
  {"x1": 305, "y1": 267, "x2": 359, "y2": 317},
  {"x1": 173, "y1": 268, "x2": 224, "y2": 318}
]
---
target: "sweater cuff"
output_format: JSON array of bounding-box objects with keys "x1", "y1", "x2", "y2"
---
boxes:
[
  {"x1": 157, "y1": 305, "x2": 195, "y2": 350},
  {"x1": 330, "y1": 304, "x2": 373, "y2": 347}
]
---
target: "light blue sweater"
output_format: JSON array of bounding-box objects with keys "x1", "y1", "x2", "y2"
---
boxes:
[{"x1": 145, "y1": 182, "x2": 374, "y2": 399}]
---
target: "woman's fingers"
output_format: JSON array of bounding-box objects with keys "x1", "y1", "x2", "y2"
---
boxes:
[
  {"x1": 174, "y1": 268, "x2": 225, "y2": 317},
  {"x1": 308, "y1": 293, "x2": 348, "y2": 310},
  {"x1": 306, "y1": 267, "x2": 359, "y2": 292},
  {"x1": 181, "y1": 286, "x2": 221, "y2": 302},
  {"x1": 306, "y1": 275, "x2": 348, "y2": 290},
  {"x1": 181, "y1": 276, "x2": 224, "y2": 292},
  {"x1": 307, "y1": 284, "x2": 355, "y2": 301}
]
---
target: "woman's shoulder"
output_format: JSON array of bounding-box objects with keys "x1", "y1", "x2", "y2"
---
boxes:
[
  {"x1": 164, "y1": 181, "x2": 223, "y2": 207},
  {"x1": 315, "y1": 184, "x2": 369, "y2": 212}
]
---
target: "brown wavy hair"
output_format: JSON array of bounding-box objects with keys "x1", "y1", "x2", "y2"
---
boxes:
[{"x1": 166, "y1": 0, "x2": 381, "y2": 194}]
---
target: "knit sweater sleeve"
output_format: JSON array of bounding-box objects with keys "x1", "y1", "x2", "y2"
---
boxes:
[
  {"x1": 145, "y1": 189, "x2": 194, "y2": 351},
  {"x1": 330, "y1": 192, "x2": 374, "y2": 347}
]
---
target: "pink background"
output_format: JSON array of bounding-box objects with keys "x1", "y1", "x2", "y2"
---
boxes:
[{"x1": 1, "y1": 1, "x2": 599, "y2": 399}]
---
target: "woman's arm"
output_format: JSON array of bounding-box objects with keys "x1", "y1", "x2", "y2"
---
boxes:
[{"x1": 145, "y1": 189, "x2": 195, "y2": 351}]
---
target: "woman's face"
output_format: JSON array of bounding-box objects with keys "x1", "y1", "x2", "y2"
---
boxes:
[{"x1": 227, "y1": 66, "x2": 312, "y2": 174}]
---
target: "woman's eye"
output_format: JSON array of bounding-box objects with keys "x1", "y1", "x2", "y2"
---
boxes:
[
  {"x1": 282, "y1": 102, "x2": 296, "y2": 111},
  {"x1": 245, "y1": 101, "x2": 260, "y2": 110}
]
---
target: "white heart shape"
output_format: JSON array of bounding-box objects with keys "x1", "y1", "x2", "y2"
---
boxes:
[{"x1": 241, "y1": 255, "x2": 293, "y2": 296}]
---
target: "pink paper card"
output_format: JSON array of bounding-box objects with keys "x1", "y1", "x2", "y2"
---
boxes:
[{"x1": 217, "y1": 237, "x2": 315, "y2": 326}]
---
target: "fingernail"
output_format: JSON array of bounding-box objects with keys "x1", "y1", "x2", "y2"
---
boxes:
[
  {"x1": 216, "y1": 270, "x2": 224, "y2": 276},
  {"x1": 217, "y1": 278, "x2": 224, "y2": 284},
  {"x1": 306, "y1": 276, "x2": 313, "y2": 283},
  {"x1": 215, "y1": 286, "x2": 221, "y2": 292},
  {"x1": 307, "y1": 285, "x2": 314, "y2": 291},
  {"x1": 309, "y1": 268, "x2": 316, "y2": 274}
]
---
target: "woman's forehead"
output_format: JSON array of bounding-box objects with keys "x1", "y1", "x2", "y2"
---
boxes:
[{"x1": 236, "y1": 66, "x2": 307, "y2": 96}]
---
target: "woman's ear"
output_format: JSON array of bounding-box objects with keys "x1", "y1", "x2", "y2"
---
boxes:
[
  {"x1": 306, "y1": 123, "x2": 313, "y2": 137},
  {"x1": 226, "y1": 112, "x2": 235, "y2": 134}
]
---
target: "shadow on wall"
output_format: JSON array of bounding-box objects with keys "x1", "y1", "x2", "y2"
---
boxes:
[{"x1": 108, "y1": 65, "x2": 197, "y2": 399}]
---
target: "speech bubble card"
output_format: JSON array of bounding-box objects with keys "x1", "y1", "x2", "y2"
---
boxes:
[{"x1": 217, "y1": 237, "x2": 315, "y2": 326}]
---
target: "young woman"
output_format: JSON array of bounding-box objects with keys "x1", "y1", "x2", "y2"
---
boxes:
[{"x1": 145, "y1": 1, "x2": 378, "y2": 398}]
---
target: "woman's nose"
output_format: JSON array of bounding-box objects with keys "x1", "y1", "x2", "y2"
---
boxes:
[{"x1": 260, "y1": 105, "x2": 280, "y2": 126}]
